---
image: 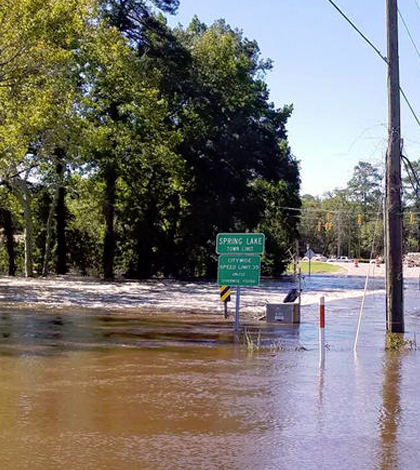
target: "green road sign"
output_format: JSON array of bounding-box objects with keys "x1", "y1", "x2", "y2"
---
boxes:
[
  {"x1": 217, "y1": 255, "x2": 261, "y2": 286},
  {"x1": 216, "y1": 233, "x2": 265, "y2": 254}
]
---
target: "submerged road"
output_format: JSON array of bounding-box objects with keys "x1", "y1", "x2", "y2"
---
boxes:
[{"x1": 0, "y1": 270, "x2": 419, "y2": 468}]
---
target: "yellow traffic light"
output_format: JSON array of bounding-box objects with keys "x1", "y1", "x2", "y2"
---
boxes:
[
  {"x1": 410, "y1": 212, "x2": 415, "y2": 225},
  {"x1": 357, "y1": 214, "x2": 362, "y2": 226}
]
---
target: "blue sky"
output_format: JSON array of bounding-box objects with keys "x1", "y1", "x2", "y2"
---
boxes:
[{"x1": 167, "y1": 0, "x2": 420, "y2": 196}]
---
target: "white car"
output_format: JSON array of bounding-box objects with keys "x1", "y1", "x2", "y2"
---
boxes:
[
  {"x1": 302, "y1": 254, "x2": 327, "y2": 262},
  {"x1": 327, "y1": 256, "x2": 353, "y2": 263},
  {"x1": 336, "y1": 256, "x2": 354, "y2": 263},
  {"x1": 313, "y1": 255, "x2": 327, "y2": 262}
]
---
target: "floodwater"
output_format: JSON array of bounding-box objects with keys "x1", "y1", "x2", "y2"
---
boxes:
[{"x1": 1, "y1": 276, "x2": 420, "y2": 469}]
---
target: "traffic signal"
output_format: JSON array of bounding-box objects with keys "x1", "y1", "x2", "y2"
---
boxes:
[
  {"x1": 410, "y1": 212, "x2": 415, "y2": 225},
  {"x1": 357, "y1": 214, "x2": 362, "y2": 226}
]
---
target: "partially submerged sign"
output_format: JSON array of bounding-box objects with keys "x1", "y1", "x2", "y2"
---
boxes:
[
  {"x1": 216, "y1": 233, "x2": 265, "y2": 255},
  {"x1": 216, "y1": 232, "x2": 265, "y2": 330},
  {"x1": 219, "y1": 285, "x2": 231, "y2": 302},
  {"x1": 217, "y1": 255, "x2": 261, "y2": 286}
]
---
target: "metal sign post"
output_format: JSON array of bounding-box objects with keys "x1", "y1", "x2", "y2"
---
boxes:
[{"x1": 235, "y1": 286, "x2": 241, "y2": 331}]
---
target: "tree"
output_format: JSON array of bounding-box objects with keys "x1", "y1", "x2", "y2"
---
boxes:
[
  {"x1": 0, "y1": 207, "x2": 16, "y2": 276},
  {"x1": 80, "y1": 0, "x2": 180, "y2": 279},
  {"x1": 164, "y1": 19, "x2": 301, "y2": 277},
  {"x1": 0, "y1": 0, "x2": 94, "y2": 276},
  {"x1": 347, "y1": 161, "x2": 383, "y2": 209},
  {"x1": 0, "y1": 4, "x2": 302, "y2": 279},
  {"x1": 299, "y1": 161, "x2": 385, "y2": 260}
]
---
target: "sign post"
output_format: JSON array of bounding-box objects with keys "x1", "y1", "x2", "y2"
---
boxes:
[
  {"x1": 219, "y1": 286, "x2": 231, "y2": 318},
  {"x1": 216, "y1": 233, "x2": 265, "y2": 331},
  {"x1": 235, "y1": 286, "x2": 241, "y2": 331}
]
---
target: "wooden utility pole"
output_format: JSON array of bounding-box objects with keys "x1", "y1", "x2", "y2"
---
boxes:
[{"x1": 385, "y1": 0, "x2": 404, "y2": 332}]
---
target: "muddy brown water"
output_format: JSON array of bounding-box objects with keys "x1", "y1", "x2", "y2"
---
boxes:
[{"x1": 1, "y1": 278, "x2": 420, "y2": 469}]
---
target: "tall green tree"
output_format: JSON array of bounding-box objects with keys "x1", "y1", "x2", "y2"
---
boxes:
[
  {"x1": 0, "y1": 0, "x2": 94, "y2": 276},
  {"x1": 164, "y1": 19, "x2": 301, "y2": 276},
  {"x1": 347, "y1": 161, "x2": 383, "y2": 209},
  {"x1": 81, "y1": 0, "x2": 180, "y2": 279},
  {"x1": 299, "y1": 161, "x2": 384, "y2": 260}
]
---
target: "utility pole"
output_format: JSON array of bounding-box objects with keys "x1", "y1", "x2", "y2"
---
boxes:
[{"x1": 385, "y1": 0, "x2": 404, "y2": 332}]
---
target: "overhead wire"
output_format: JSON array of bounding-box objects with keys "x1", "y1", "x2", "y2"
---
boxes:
[
  {"x1": 413, "y1": 0, "x2": 420, "y2": 17},
  {"x1": 325, "y1": 0, "x2": 387, "y2": 63},
  {"x1": 325, "y1": 0, "x2": 420, "y2": 132},
  {"x1": 397, "y1": 8, "x2": 420, "y2": 129},
  {"x1": 398, "y1": 8, "x2": 420, "y2": 65},
  {"x1": 277, "y1": 204, "x2": 420, "y2": 217},
  {"x1": 401, "y1": 153, "x2": 420, "y2": 196},
  {"x1": 399, "y1": 87, "x2": 420, "y2": 129}
]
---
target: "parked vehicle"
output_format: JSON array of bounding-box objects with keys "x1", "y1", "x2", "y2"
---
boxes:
[
  {"x1": 327, "y1": 256, "x2": 353, "y2": 263},
  {"x1": 302, "y1": 254, "x2": 327, "y2": 262},
  {"x1": 314, "y1": 255, "x2": 327, "y2": 262},
  {"x1": 404, "y1": 252, "x2": 420, "y2": 267},
  {"x1": 337, "y1": 256, "x2": 354, "y2": 263}
]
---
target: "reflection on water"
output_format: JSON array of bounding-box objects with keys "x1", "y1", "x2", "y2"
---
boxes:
[
  {"x1": 0, "y1": 310, "x2": 305, "y2": 356},
  {"x1": 378, "y1": 350, "x2": 402, "y2": 470},
  {"x1": 0, "y1": 296, "x2": 419, "y2": 468}
]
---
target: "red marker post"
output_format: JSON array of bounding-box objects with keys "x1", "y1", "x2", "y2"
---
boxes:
[{"x1": 319, "y1": 296, "x2": 325, "y2": 363}]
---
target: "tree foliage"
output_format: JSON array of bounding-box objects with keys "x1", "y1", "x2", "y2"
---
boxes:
[
  {"x1": 0, "y1": 2, "x2": 301, "y2": 279},
  {"x1": 299, "y1": 161, "x2": 385, "y2": 260}
]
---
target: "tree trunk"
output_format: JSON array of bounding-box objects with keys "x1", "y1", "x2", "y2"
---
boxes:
[
  {"x1": 42, "y1": 184, "x2": 60, "y2": 276},
  {"x1": 22, "y1": 195, "x2": 34, "y2": 277},
  {"x1": 135, "y1": 224, "x2": 153, "y2": 279},
  {"x1": 10, "y1": 178, "x2": 33, "y2": 277},
  {"x1": 1, "y1": 208, "x2": 16, "y2": 276},
  {"x1": 162, "y1": 229, "x2": 177, "y2": 278},
  {"x1": 56, "y1": 161, "x2": 67, "y2": 275},
  {"x1": 103, "y1": 164, "x2": 117, "y2": 280}
]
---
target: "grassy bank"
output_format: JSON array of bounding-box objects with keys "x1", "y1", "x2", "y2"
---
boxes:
[{"x1": 287, "y1": 261, "x2": 343, "y2": 275}]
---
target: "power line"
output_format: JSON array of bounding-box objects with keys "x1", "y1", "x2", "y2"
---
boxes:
[
  {"x1": 326, "y1": 0, "x2": 420, "y2": 132},
  {"x1": 401, "y1": 153, "x2": 420, "y2": 196},
  {"x1": 398, "y1": 9, "x2": 420, "y2": 66},
  {"x1": 400, "y1": 87, "x2": 420, "y2": 129},
  {"x1": 413, "y1": 0, "x2": 420, "y2": 17},
  {"x1": 396, "y1": 8, "x2": 420, "y2": 127},
  {"x1": 325, "y1": 0, "x2": 387, "y2": 63}
]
